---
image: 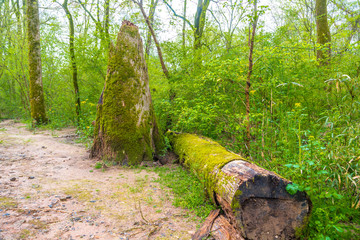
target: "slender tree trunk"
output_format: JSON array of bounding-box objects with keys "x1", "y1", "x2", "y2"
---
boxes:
[
  {"x1": 26, "y1": 0, "x2": 47, "y2": 125},
  {"x1": 182, "y1": 0, "x2": 187, "y2": 54},
  {"x1": 315, "y1": 0, "x2": 331, "y2": 65},
  {"x1": 12, "y1": 0, "x2": 22, "y2": 103},
  {"x1": 104, "y1": 0, "x2": 110, "y2": 45},
  {"x1": 245, "y1": 0, "x2": 258, "y2": 153},
  {"x1": 60, "y1": 0, "x2": 81, "y2": 123},
  {"x1": 22, "y1": 0, "x2": 26, "y2": 35},
  {"x1": 133, "y1": 0, "x2": 169, "y2": 79},
  {"x1": 194, "y1": 0, "x2": 210, "y2": 69},
  {"x1": 144, "y1": 0, "x2": 158, "y2": 60}
]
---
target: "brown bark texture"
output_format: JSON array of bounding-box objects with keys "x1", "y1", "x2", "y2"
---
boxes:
[
  {"x1": 245, "y1": 0, "x2": 258, "y2": 152},
  {"x1": 91, "y1": 20, "x2": 164, "y2": 166},
  {"x1": 193, "y1": 0, "x2": 210, "y2": 69},
  {"x1": 144, "y1": 0, "x2": 158, "y2": 59},
  {"x1": 60, "y1": 0, "x2": 81, "y2": 122},
  {"x1": 27, "y1": 0, "x2": 47, "y2": 125},
  {"x1": 192, "y1": 209, "x2": 220, "y2": 240},
  {"x1": 315, "y1": 0, "x2": 331, "y2": 65},
  {"x1": 169, "y1": 132, "x2": 312, "y2": 240}
]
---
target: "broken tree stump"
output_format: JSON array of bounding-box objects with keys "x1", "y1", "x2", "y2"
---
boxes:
[
  {"x1": 91, "y1": 20, "x2": 165, "y2": 165},
  {"x1": 168, "y1": 132, "x2": 311, "y2": 240}
]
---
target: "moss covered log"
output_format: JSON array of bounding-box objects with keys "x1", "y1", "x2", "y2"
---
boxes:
[
  {"x1": 169, "y1": 132, "x2": 312, "y2": 240},
  {"x1": 91, "y1": 20, "x2": 164, "y2": 165}
]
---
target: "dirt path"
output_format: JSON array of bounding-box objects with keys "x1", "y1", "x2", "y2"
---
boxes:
[{"x1": 0, "y1": 120, "x2": 198, "y2": 240}]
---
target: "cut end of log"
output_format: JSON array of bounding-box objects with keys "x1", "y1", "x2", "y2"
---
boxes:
[{"x1": 218, "y1": 160, "x2": 311, "y2": 240}]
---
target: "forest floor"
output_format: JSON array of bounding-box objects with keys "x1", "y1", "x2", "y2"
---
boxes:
[{"x1": 0, "y1": 120, "x2": 199, "y2": 240}]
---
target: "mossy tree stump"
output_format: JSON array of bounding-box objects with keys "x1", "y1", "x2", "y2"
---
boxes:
[
  {"x1": 91, "y1": 20, "x2": 164, "y2": 165},
  {"x1": 169, "y1": 132, "x2": 312, "y2": 240}
]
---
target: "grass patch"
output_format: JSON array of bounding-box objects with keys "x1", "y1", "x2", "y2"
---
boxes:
[
  {"x1": 154, "y1": 165, "x2": 216, "y2": 220},
  {"x1": 28, "y1": 219, "x2": 47, "y2": 229},
  {"x1": 94, "y1": 162, "x2": 102, "y2": 169},
  {"x1": 19, "y1": 229, "x2": 32, "y2": 239},
  {"x1": 62, "y1": 180, "x2": 99, "y2": 202},
  {"x1": 0, "y1": 196, "x2": 17, "y2": 209}
]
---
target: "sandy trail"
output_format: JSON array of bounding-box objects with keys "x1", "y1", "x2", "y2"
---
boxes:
[{"x1": 0, "y1": 120, "x2": 198, "y2": 240}]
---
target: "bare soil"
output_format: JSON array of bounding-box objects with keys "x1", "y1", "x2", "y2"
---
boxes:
[{"x1": 0, "y1": 120, "x2": 199, "y2": 240}]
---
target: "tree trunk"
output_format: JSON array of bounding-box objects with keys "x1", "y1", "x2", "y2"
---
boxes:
[
  {"x1": 144, "y1": 0, "x2": 158, "y2": 60},
  {"x1": 245, "y1": 0, "x2": 258, "y2": 153},
  {"x1": 61, "y1": 0, "x2": 81, "y2": 123},
  {"x1": 193, "y1": 0, "x2": 210, "y2": 68},
  {"x1": 169, "y1": 132, "x2": 312, "y2": 240},
  {"x1": 315, "y1": 0, "x2": 331, "y2": 65},
  {"x1": 182, "y1": 0, "x2": 187, "y2": 54},
  {"x1": 104, "y1": 0, "x2": 110, "y2": 45},
  {"x1": 194, "y1": 0, "x2": 210, "y2": 50},
  {"x1": 91, "y1": 20, "x2": 165, "y2": 165},
  {"x1": 26, "y1": 0, "x2": 47, "y2": 125}
]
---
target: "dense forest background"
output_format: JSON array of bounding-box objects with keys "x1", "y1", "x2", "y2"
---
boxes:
[{"x1": 0, "y1": 0, "x2": 359, "y2": 238}]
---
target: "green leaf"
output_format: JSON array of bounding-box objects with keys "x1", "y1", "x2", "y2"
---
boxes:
[{"x1": 286, "y1": 183, "x2": 300, "y2": 195}]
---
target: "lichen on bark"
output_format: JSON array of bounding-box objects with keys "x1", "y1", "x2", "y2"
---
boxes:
[
  {"x1": 27, "y1": 0, "x2": 48, "y2": 125},
  {"x1": 91, "y1": 20, "x2": 165, "y2": 165}
]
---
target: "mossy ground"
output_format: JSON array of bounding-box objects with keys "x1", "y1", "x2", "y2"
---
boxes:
[{"x1": 0, "y1": 196, "x2": 17, "y2": 209}]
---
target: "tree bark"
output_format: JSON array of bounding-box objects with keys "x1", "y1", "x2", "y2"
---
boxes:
[
  {"x1": 194, "y1": 0, "x2": 210, "y2": 68},
  {"x1": 182, "y1": 0, "x2": 187, "y2": 53},
  {"x1": 194, "y1": 0, "x2": 210, "y2": 50},
  {"x1": 315, "y1": 0, "x2": 331, "y2": 65},
  {"x1": 60, "y1": 0, "x2": 81, "y2": 123},
  {"x1": 210, "y1": 215, "x2": 243, "y2": 240},
  {"x1": 245, "y1": 0, "x2": 258, "y2": 153},
  {"x1": 104, "y1": 0, "x2": 110, "y2": 45},
  {"x1": 169, "y1": 132, "x2": 312, "y2": 240},
  {"x1": 144, "y1": 0, "x2": 158, "y2": 60},
  {"x1": 91, "y1": 20, "x2": 165, "y2": 165},
  {"x1": 26, "y1": 0, "x2": 47, "y2": 125}
]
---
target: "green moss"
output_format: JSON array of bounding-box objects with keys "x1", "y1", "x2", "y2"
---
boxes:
[
  {"x1": 295, "y1": 214, "x2": 311, "y2": 238},
  {"x1": 91, "y1": 22, "x2": 165, "y2": 165},
  {"x1": 0, "y1": 196, "x2": 17, "y2": 209},
  {"x1": 231, "y1": 190, "x2": 242, "y2": 209},
  {"x1": 168, "y1": 132, "x2": 246, "y2": 203},
  {"x1": 27, "y1": 0, "x2": 48, "y2": 125}
]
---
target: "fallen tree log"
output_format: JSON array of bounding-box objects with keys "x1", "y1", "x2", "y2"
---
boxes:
[{"x1": 168, "y1": 132, "x2": 311, "y2": 240}]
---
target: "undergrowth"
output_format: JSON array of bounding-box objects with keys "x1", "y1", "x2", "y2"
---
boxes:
[{"x1": 153, "y1": 165, "x2": 217, "y2": 220}]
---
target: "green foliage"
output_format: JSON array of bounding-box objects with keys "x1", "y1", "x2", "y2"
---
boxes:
[
  {"x1": 154, "y1": 165, "x2": 216, "y2": 219},
  {"x1": 1, "y1": 0, "x2": 360, "y2": 238},
  {"x1": 94, "y1": 162, "x2": 102, "y2": 169},
  {"x1": 149, "y1": 16, "x2": 360, "y2": 239}
]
